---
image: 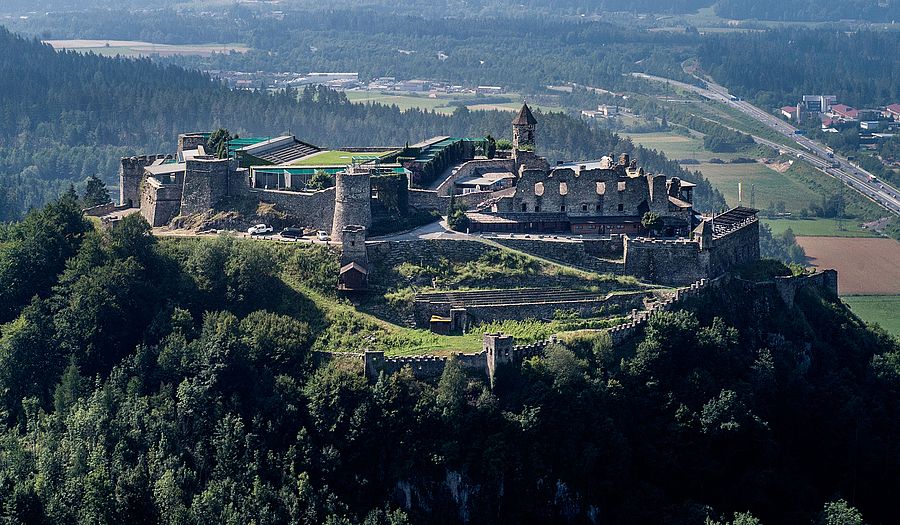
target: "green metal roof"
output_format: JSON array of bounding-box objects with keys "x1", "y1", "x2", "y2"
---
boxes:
[
  {"x1": 227, "y1": 137, "x2": 271, "y2": 157},
  {"x1": 413, "y1": 137, "x2": 484, "y2": 163}
]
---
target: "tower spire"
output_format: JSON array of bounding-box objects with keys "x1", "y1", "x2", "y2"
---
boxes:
[{"x1": 512, "y1": 101, "x2": 537, "y2": 151}]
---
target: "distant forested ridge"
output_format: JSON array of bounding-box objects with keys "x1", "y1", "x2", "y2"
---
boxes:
[
  {"x1": 11, "y1": 8, "x2": 697, "y2": 91},
  {"x1": 0, "y1": 28, "x2": 723, "y2": 221},
  {"x1": 698, "y1": 29, "x2": 900, "y2": 108}
]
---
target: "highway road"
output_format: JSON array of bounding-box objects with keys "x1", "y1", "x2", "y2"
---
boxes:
[{"x1": 632, "y1": 73, "x2": 900, "y2": 216}]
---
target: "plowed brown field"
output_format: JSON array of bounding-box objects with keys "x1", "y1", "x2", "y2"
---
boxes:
[{"x1": 796, "y1": 237, "x2": 900, "y2": 295}]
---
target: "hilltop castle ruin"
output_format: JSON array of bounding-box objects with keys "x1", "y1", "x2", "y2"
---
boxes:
[{"x1": 117, "y1": 103, "x2": 759, "y2": 287}]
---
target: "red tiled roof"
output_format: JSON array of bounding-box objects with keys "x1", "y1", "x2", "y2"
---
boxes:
[
  {"x1": 886, "y1": 104, "x2": 900, "y2": 115},
  {"x1": 831, "y1": 104, "x2": 858, "y2": 118}
]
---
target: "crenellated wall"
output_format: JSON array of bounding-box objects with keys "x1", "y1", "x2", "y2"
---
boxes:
[{"x1": 327, "y1": 269, "x2": 839, "y2": 382}]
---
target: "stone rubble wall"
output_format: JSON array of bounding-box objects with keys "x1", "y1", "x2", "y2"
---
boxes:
[
  {"x1": 413, "y1": 291, "x2": 646, "y2": 327},
  {"x1": 773, "y1": 269, "x2": 838, "y2": 307}
]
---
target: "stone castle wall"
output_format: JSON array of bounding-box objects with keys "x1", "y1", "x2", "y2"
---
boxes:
[
  {"x1": 363, "y1": 338, "x2": 554, "y2": 383},
  {"x1": 408, "y1": 189, "x2": 445, "y2": 211},
  {"x1": 249, "y1": 187, "x2": 337, "y2": 232},
  {"x1": 141, "y1": 179, "x2": 183, "y2": 227},
  {"x1": 709, "y1": 218, "x2": 760, "y2": 277},
  {"x1": 320, "y1": 270, "x2": 840, "y2": 383},
  {"x1": 623, "y1": 237, "x2": 710, "y2": 286},
  {"x1": 511, "y1": 166, "x2": 666, "y2": 217},
  {"x1": 582, "y1": 236, "x2": 625, "y2": 257},
  {"x1": 773, "y1": 269, "x2": 838, "y2": 307},
  {"x1": 83, "y1": 202, "x2": 132, "y2": 217},
  {"x1": 366, "y1": 239, "x2": 494, "y2": 270},
  {"x1": 408, "y1": 189, "x2": 493, "y2": 214},
  {"x1": 180, "y1": 158, "x2": 234, "y2": 216}
]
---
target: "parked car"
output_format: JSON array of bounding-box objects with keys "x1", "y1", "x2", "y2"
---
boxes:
[
  {"x1": 248, "y1": 224, "x2": 273, "y2": 235},
  {"x1": 316, "y1": 230, "x2": 331, "y2": 241},
  {"x1": 280, "y1": 227, "x2": 304, "y2": 239}
]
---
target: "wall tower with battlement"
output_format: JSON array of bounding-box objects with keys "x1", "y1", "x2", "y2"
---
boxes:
[
  {"x1": 177, "y1": 133, "x2": 210, "y2": 160},
  {"x1": 179, "y1": 157, "x2": 234, "y2": 216},
  {"x1": 120, "y1": 154, "x2": 171, "y2": 208}
]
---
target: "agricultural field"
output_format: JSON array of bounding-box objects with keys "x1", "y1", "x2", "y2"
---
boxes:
[
  {"x1": 626, "y1": 131, "x2": 712, "y2": 161},
  {"x1": 842, "y1": 295, "x2": 900, "y2": 338},
  {"x1": 796, "y1": 237, "x2": 900, "y2": 295},
  {"x1": 763, "y1": 218, "x2": 879, "y2": 238},
  {"x1": 344, "y1": 91, "x2": 559, "y2": 115},
  {"x1": 345, "y1": 92, "x2": 458, "y2": 114},
  {"x1": 697, "y1": 161, "x2": 827, "y2": 213},
  {"x1": 43, "y1": 39, "x2": 249, "y2": 57}
]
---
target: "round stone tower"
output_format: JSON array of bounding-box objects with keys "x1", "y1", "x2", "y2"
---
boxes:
[{"x1": 331, "y1": 167, "x2": 372, "y2": 241}]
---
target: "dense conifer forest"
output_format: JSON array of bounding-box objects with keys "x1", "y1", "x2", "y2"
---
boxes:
[{"x1": 698, "y1": 29, "x2": 900, "y2": 109}]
